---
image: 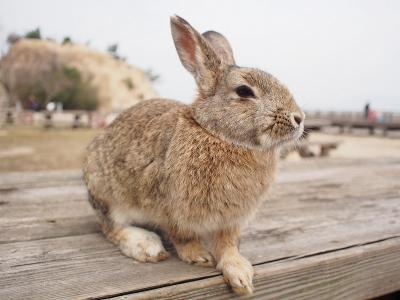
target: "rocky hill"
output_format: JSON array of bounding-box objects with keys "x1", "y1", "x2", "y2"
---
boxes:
[{"x1": 0, "y1": 39, "x2": 157, "y2": 113}]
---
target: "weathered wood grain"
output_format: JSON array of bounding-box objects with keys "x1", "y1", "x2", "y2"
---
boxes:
[
  {"x1": 0, "y1": 185, "x2": 96, "y2": 243},
  {"x1": 0, "y1": 157, "x2": 388, "y2": 188},
  {"x1": 2, "y1": 233, "x2": 399, "y2": 300},
  {"x1": 119, "y1": 237, "x2": 400, "y2": 300},
  {"x1": 1, "y1": 158, "x2": 399, "y2": 245},
  {"x1": 0, "y1": 158, "x2": 399, "y2": 299},
  {"x1": 0, "y1": 169, "x2": 81, "y2": 190},
  {"x1": 0, "y1": 234, "x2": 220, "y2": 300}
]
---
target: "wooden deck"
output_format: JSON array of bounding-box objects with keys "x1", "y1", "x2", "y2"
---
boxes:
[{"x1": 1, "y1": 158, "x2": 400, "y2": 299}]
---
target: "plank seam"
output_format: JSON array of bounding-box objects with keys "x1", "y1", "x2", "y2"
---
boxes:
[{"x1": 94, "y1": 236, "x2": 400, "y2": 300}]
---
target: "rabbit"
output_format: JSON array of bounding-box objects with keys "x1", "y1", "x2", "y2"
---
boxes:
[{"x1": 83, "y1": 15, "x2": 304, "y2": 295}]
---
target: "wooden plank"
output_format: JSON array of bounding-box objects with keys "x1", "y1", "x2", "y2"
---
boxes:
[
  {"x1": 0, "y1": 185, "x2": 96, "y2": 243},
  {"x1": 0, "y1": 158, "x2": 399, "y2": 299},
  {"x1": 0, "y1": 216, "x2": 98, "y2": 244},
  {"x1": 0, "y1": 169, "x2": 81, "y2": 190},
  {"x1": 1, "y1": 158, "x2": 399, "y2": 244},
  {"x1": 121, "y1": 237, "x2": 400, "y2": 300},
  {"x1": 0, "y1": 158, "x2": 366, "y2": 243},
  {"x1": 0, "y1": 157, "x2": 393, "y2": 191},
  {"x1": 0, "y1": 193, "x2": 399, "y2": 297},
  {"x1": 0, "y1": 234, "x2": 220, "y2": 300},
  {"x1": 2, "y1": 233, "x2": 400, "y2": 300},
  {"x1": 0, "y1": 157, "x2": 379, "y2": 189}
]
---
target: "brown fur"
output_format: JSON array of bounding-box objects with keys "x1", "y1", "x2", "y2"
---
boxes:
[
  {"x1": 172, "y1": 237, "x2": 215, "y2": 267},
  {"x1": 83, "y1": 15, "x2": 304, "y2": 295}
]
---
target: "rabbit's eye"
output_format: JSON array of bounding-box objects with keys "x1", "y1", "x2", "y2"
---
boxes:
[{"x1": 235, "y1": 85, "x2": 255, "y2": 98}]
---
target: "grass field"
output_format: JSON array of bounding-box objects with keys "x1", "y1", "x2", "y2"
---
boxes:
[{"x1": 0, "y1": 127, "x2": 100, "y2": 172}]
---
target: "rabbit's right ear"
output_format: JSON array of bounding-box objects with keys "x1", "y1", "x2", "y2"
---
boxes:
[{"x1": 171, "y1": 15, "x2": 223, "y2": 96}]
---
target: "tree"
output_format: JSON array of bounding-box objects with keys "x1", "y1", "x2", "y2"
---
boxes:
[
  {"x1": 123, "y1": 77, "x2": 134, "y2": 90},
  {"x1": 53, "y1": 67, "x2": 99, "y2": 111},
  {"x1": 0, "y1": 46, "x2": 99, "y2": 111},
  {"x1": 0, "y1": 47, "x2": 45, "y2": 107},
  {"x1": 25, "y1": 28, "x2": 41, "y2": 39},
  {"x1": 62, "y1": 36, "x2": 72, "y2": 44},
  {"x1": 0, "y1": 81, "x2": 9, "y2": 127},
  {"x1": 0, "y1": 50, "x2": 65, "y2": 109},
  {"x1": 7, "y1": 33, "x2": 21, "y2": 45},
  {"x1": 107, "y1": 43, "x2": 125, "y2": 60},
  {"x1": 145, "y1": 68, "x2": 160, "y2": 83},
  {"x1": 107, "y1": 43, "x2": 118, "y2": 54}
]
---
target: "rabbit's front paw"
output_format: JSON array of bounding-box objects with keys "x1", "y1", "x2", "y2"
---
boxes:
[
  {"x1": 175, "y1": 240, "x2": 215, "y2": 267},
  {"x1": 217, "y1": 252, "x2": 254, "y2": 295},
  {"x1": 119, "y1": 227, "x2": 169, "y2": 263}
]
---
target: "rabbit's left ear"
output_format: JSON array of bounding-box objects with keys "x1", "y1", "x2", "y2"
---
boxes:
[
  {"x1": 202, "y1": 31, "x2": 235, "y2": 66},
  {"x1": 171, "y1": 15, "x2": 224, "y2": 96}
]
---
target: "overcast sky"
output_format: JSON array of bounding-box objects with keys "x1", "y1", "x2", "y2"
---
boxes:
[{"x1": 0, "y1": 0, "x2": 399, "y2": 112}]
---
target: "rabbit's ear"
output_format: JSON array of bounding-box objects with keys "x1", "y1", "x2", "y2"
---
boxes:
[
  {"x1": 171, "y1": 15, "x2": 223, "y2": 95},
  {"x1": 202, "y1": 31, "x2": 235, "y2": 66}
]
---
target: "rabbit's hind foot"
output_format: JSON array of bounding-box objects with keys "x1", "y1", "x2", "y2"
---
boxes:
[{"x1": 117, "y1": 226, "x2": 170, "y2": 263}]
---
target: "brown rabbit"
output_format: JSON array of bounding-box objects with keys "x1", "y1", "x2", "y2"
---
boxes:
[{"x1": 83, "y1": 15, "x2": 304, "y2": 295}]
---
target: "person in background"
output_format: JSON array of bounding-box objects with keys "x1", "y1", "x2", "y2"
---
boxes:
[
  {"x1": 364, "y1": 102, "x2": 370, "y2": 120},
  {"x1": 365, "y1": 102, "x2": 378, "y2": 122},
  {"x1": 27, "y1": 95, "x2": 40, "y2": 111}
]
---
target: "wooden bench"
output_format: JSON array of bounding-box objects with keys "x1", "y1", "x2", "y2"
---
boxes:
[
  {"x1": 281, "y1": 141, "x2": 339, "y2": 158},
  {"x1": 1, "y1": 158, "x2": 399, "y2": 299}
]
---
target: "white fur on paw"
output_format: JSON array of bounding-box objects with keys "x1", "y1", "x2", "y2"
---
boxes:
[
  {"x1": 217, "y1": 253, "x2": 254, "y2": 295},
  {"x1": 119, "y1": 227, "x2": 169, "y2": 262}
]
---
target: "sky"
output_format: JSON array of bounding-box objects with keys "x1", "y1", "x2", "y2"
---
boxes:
[{"x1": 0, "y1": 0, "x2": 399, "y2": 112}]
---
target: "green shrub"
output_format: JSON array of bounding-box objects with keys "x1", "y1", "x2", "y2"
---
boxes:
[
  {"x1": 62, "y1": 37, "x2": 72, "y2": 44},
  {"x1": 18, "y1": 83, "x2": 47, "y2": 109},
  {"x1": 53, "y1": 67, "x2": 99, "y2": 111},
  {"x1": 123, "y1": 77, "x2": 134, "y2": 90},
  {"x1": 25, "y1": 28, "x2": 41, "y2": 39}
]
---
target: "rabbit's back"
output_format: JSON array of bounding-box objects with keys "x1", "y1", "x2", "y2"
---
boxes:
[{"x1": 83, "y1": 99, "x2": 186, "y2": 212}]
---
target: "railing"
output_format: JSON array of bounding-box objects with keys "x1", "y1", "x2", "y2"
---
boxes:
[
  {"x1": 4, "y1": 110, "x2": 119, "y2": 128},
  {"x1": 305, "y1": 111, "x2": 400, "y2": 123}
]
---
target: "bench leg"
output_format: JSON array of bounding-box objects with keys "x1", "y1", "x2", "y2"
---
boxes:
[
  {"x1": 320, "y1": 146, "x2": 329, "y2": 157},
  {"x1": 369, "y1": 126, "x2": 375, "y2": 135}
]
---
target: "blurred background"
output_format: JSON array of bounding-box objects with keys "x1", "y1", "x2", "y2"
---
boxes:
[{"x1": 0, "y1": 0, "x2": 399, "y2": 172}]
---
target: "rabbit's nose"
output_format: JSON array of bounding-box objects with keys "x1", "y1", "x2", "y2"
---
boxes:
[{"x1": 290, "y1": 113, "x2": 303, "y2": 127}]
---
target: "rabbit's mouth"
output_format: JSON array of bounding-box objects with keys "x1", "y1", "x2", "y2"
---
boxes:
[
  {"x1": 262, "y1": 120, "x2": 302, "y2": 136},
  {"x1": 259, "y1": 121, "x2": 303, "y2": 148},
  {"x1": 291, "y1": 124, "x2": 304, "y2": 140}
]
